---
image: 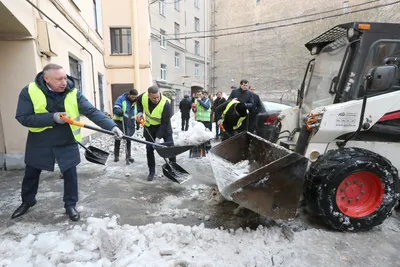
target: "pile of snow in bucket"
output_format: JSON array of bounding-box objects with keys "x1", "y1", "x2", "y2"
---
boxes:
[{"x1": 171, "y1": 111, "x2": 214, "y2": 146}]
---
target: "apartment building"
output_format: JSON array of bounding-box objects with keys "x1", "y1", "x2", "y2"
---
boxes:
[
  {"x1": 212, "y1": 0, "x2": 400, "y2": 100},
  {"x1": 102, "y1": 0, "x2": 152, "y2": 104},
  {"x1": 149, "y1": 0, "x2": 212, "y2": 108},
  {"x1": 0, "y1": 0, "x2": 107, "y2": 169}
]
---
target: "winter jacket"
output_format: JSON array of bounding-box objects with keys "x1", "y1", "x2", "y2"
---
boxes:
[
  {"x1": 212, "y1": 97, "x2": 226, "y2": 121},
  {"x1": 179, "y1": 98, "x2": 192, "y2": 119},
  {"x1": 250, "y1": 93, "x2": 265, "y2": 115},
  {"x1": 113, "y1": 93, "x2": 136, "y2": 136},
  {"x1": 136, "y1": 93, "x2": 173, "y2": 139},
  {"x1": 216, "y1": 100, "x2": 248, "y2": 133},
  {"x1": 228, "y1": 88, "x2": 254, "y2": 109},
  {"x1": 15, "y1": 71, "x2": 116, "y2": 172}
]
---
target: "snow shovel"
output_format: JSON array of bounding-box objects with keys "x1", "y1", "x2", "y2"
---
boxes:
[
  {"x1": 60, "y1": 115, "x2": 191, "y2": 158},
  {"x1": 208, "y1": 131, "x2": 308, "y2": 221},
  {"x1": 77, "y1": 141, "x2": 109, "y2": 165},
  {"x1": 137, "y1": 118, "x2": 192, "y2": 184},
  {"x1": 218, "y1": 124, "x2": 232, "y2": 140}
]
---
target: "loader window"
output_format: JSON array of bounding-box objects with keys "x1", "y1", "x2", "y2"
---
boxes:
[
  {"x1": 363, "y1": 42, "x2": 400, "y2": 91},
  {"x1": 302, "y1": 37, "x2": 349, "y2": 114}
]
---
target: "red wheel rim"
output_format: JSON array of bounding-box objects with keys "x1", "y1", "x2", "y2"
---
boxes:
[{"x1": 335, "y1": 171, "x2": 384, "y2": 218}]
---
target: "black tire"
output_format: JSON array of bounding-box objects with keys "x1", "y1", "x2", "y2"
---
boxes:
[{"x1": 304, "y1": 147, "x2": 400, "y2": 232}]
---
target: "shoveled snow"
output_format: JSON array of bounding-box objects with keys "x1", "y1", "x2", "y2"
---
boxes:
[{"x1": 171, "y1": 112, "x2": 214, "y2": 146}]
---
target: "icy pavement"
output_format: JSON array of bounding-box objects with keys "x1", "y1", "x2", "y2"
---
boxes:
[{"x1": 0, "y1": 114, "x2": 400, "y2": 266}]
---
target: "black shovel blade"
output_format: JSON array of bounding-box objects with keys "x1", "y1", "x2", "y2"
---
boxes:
[
  {"x1": 155, "y1": 145, "x2": 194, "y2": 158},
  {"x1": 162, "y1": 162, "x2": 191, "y2": 184},
  {"x1": 84, "y1": 146, "x2": 109, "y2": 165}
]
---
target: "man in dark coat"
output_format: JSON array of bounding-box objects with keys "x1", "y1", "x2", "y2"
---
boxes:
[
  {"x1": 216, "y1": 100, "x2": 249, "y2": 140},
  {"x1": 228, "y1": 79, "x2": 254, "y2": 131},
  {"x1": 113, "y1": 89, "x2": 138, "y2": 164},
  {"x1": 211, "y1": 92, "x2": 226, "y2": 138},
  {"x1": 12, "y1": 64, "x2": 123, "y2": 221},
  {"x1": 248, "y1": 86, "x2": 266, "y2": 133},
  {"x1": 179, "y1": 94, "x2": 191, "y2": 131},
  {"x1": 136, "y1": 85, "x2": 175, "y2": 181}
]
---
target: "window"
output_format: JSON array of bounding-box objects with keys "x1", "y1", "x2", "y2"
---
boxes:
[
  {"x1": 256, "y1": 0, "x2": 261, "y2": 4},
  {"x1": 195, "y1": 41, "x2": 200, "y2": 55},
  {"x1": 194, "y1": 0, "x2": 200, "y2": 8},
  {"x1": 98, "y1": 73, "x2": 105, "y2": 111},
  {"x1": 343, "y1": 1, "x2": 349, "y2": 13},
  {"x1": 195, "y1": 64, "x2": 200, "y2": 77},
  {"x1": 69, "y1": 57, "x2": 82, "y2": 92},
  {"x1": 159, "y1": 0, "x2": 165, "y2": 16},
  {"x1": 72, "y1": 0, "x2": 79, "y2": 6},
  {"x1": 93, "y1": 0, "x2": 102, "y2": 36},
  {"x1": 161, "y1": 64, "x2": 167, "y2": 80},
  {"x1": 174, "y1": 22, "x2": 180, "y2": 40},
  {"x1": 175, "y1": 52, "x2": 180, "y2": 68},
  {"x1": 110, "y1": 28, "x2": 132, "y2": 54},
  {"x1": 195, "y1": 17, "x2": 200, "y2": 32},
  {"x1": 175, "y1": 0, "x2": 180, "y2": 11},
  {"x1": 160, "y1": 29, "x2": 166, "y2": 48}
]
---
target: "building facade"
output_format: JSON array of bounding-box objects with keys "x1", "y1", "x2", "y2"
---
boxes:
[
  {"x1": 0, "y1": 0, "x2": 110, "y2": 169},
  {"x1": 102, "y1": 0, "x2": 152, "y2": 104},
  {"x1": 149, "y1": 0, "x2": 212, "y2": 109},
  {"x1": 212, "y1": 0, "x2": 400, "y2": 100}
]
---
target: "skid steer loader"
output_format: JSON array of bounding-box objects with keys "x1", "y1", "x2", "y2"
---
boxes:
[{"x1": 209, "y1": 22, "x2": 400, "y2": 232}]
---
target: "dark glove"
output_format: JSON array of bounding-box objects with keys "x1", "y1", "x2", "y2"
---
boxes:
[{"x1": 114, "y1": 107, "x2": 123, "y2": 116}]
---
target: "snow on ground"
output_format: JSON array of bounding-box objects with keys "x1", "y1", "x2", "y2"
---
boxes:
[{"x1": 171, "y1": 112, "x2": 214, "y2": 146}]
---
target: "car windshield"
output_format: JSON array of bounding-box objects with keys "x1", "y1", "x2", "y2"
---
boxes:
[
  {"x1": 302, "y1": 37, "x2": 349, "y2": 115},
  {"x1": 263, "y1": 102, "x2": 291, "y2": 111}
]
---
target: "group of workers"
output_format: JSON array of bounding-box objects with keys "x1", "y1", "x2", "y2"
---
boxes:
[{"x1": 10, "y1": 63, "x2": 263, "y2": 222}]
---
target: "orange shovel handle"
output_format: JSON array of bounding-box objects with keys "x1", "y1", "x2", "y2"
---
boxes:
[
  {"x1": 218, "y1": 124, "x2": 226, "y2": 132},
  {"x1": 60, "y1": 114, "x2": 84, "y2": 127}
]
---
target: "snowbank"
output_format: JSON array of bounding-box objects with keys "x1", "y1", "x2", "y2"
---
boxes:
[
  {"x1": 0, "y1": 216, "x2": 294, "y2": 267},
  {"x1": 171, "y1": 112, "x2": 214, "y2": 146}
]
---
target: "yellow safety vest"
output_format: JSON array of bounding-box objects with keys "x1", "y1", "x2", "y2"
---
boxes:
[
  {"x1": 113, "y1": 100, "x2": 129, "y2": 121},
  {"x1": 222, "y1": 100, "x2": 248, "y2": 130},
  {"x1": 195, "y1": 99, "x2": 211, "y2": 122},
  {"x1": 142, "y1": 92, "x2": 170, "y2": 126},
  {"x1": 27, "y1": 82, "x2": 82, "y2": 142}
]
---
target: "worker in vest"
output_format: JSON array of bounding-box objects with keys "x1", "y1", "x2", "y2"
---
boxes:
[
  {"x1": 113, "y1": 89, "x2": 138, "y2": 164},
  {"x1": 216, "y1": 99, "x2": 249, "y2": 141},
  {"x1": 193, "y1": 90, "x2": 212, "y2": 131},
  {"x1": 12, "y1": 64, "x2": 123, "y2": 221},
  {"x1": 136, "y1": 85, "x2": 176, "y2": 181}
]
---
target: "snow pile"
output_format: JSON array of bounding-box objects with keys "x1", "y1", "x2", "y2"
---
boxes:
[
  {"x1": 171, "y1": 112, "x2": 214, "y2": 146},
  {"x1": 0, "y1": 216, "x2": 296, "y2": 267}
]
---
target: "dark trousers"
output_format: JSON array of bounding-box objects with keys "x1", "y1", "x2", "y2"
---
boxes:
[
  {"x1": 248, "y1": 113, "x2": 257, "y2": 133},
  {"x1": 145, "y1": 128, "x2": 176, "y2": 173},
  {"x1": 114, "y1": 120, "x2": 132, "y2": 157},
  {"x1": 215, "y1": 122, "x2": 220, "y2": 138},
  {"x1": 199, "y1": 121, "x2": 212, "y2": 131},
  {"x1": 22, "y1": 165, "x2": 78, "y2": 208},
  {"x1": 181, "y1": 117, "x2": 189, "y2": 131}
]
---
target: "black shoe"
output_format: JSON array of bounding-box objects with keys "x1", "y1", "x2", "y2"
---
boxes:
[
  {"x1": 128, "y1": 157, "x2": 134, "y2": 163},
  {"x1": 11, "y1": 201, "x2": 37, "y2": 219},
  {"x1": 147, "y1": 172, "x2": 155, "y2": 181},
  {"x1": 114, "y1": 156, "x2": 119, "y2": 162},
  {"x1": 65, "y1": 206, "x2": 80, "y2": 221}
]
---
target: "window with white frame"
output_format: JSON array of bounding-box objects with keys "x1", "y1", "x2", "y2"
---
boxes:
[
  {"x1": 159, "y1": 0, "x2": 166, "y2": 16},
  {"x1": 195, "y1": 64, "x2": 200, "y2": 77},
  {"x1": 175, "y1": 52, "x2": 180, "y2": 68},
  {"x1": 343, "y1": 1, "x2": 349, "y2": 13},
  {"x1": 195, "y1": 17, "x2": 200, "y2": 32},
  {"x1": 194, "y1": 0, "x2": 200, "y2": 8},
  {"x1": 69, "y1": 56, "x2": 83, "y2": 92},
  {"x1": 161, "y1": 64, "x2": 167, "y2": 80},
  {"x1": 93, "y1": 0, "x2": 102, "y2": 36},
  {"x1": 160, "y1": 29, "x2": 166, "y2": 48},
  {"x1": 174, "y1": 0, "x2": 180, "y2": 11},
  {"x1": 174, "y1": 22, "x2": 180, "y2": 40},
  {"x1": 195, "y1": 41, "x2": 200, "y2": 55}
]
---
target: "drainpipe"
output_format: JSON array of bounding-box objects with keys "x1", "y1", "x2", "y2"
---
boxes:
[
  {"x1": 26, "y1": 0, "x2": 98, "y2": 107},
  {"x1": 131, "y1": 0, "x2": 141, "y2": 91}
]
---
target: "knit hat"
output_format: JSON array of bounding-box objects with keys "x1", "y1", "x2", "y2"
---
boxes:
[{"x1": 235, "y1": 103, "x2": 248, "y2": 117}]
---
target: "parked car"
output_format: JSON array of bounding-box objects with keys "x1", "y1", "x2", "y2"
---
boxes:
[{"x1": 254, "y1": 100, "x2": 296, "y2": 141}]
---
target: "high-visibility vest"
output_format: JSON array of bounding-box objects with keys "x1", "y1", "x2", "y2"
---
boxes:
[
  {"x1": 113, "y1": 100, "x2": 136, "y2": 121},
  {"x1": 222, "y1": 100, "x2": 248, "y2": 130},
  {"x1": 195, "y1": 98, "x2": 211, "y2": 122},
  {"x1": 142, "y1": 93, "x2": 170, "y2": 127},
  {"x1": 27, "y1": 82, "x2": 82, "y2": 142}
]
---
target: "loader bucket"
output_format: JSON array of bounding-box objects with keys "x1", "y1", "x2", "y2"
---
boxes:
[{"x1": 208, "y1": 131, "x2": 308, "y2": 220}]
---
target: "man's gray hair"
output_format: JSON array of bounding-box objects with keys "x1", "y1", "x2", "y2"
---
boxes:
[
  {"x1": 43, "y1": 64, "x2": 63, "y2": 75},
  {"x1": 148, "y1": 85, "x2": 160, "y2": 94}
]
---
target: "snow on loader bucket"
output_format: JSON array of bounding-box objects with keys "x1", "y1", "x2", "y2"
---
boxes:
[{"x1": 209, "y1": 131, "x2": 308, "y2": 220}]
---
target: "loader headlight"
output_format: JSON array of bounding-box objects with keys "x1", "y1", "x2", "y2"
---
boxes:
[{"x1": 309, "y1": 150, "x2": 321, "y2": 162}]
